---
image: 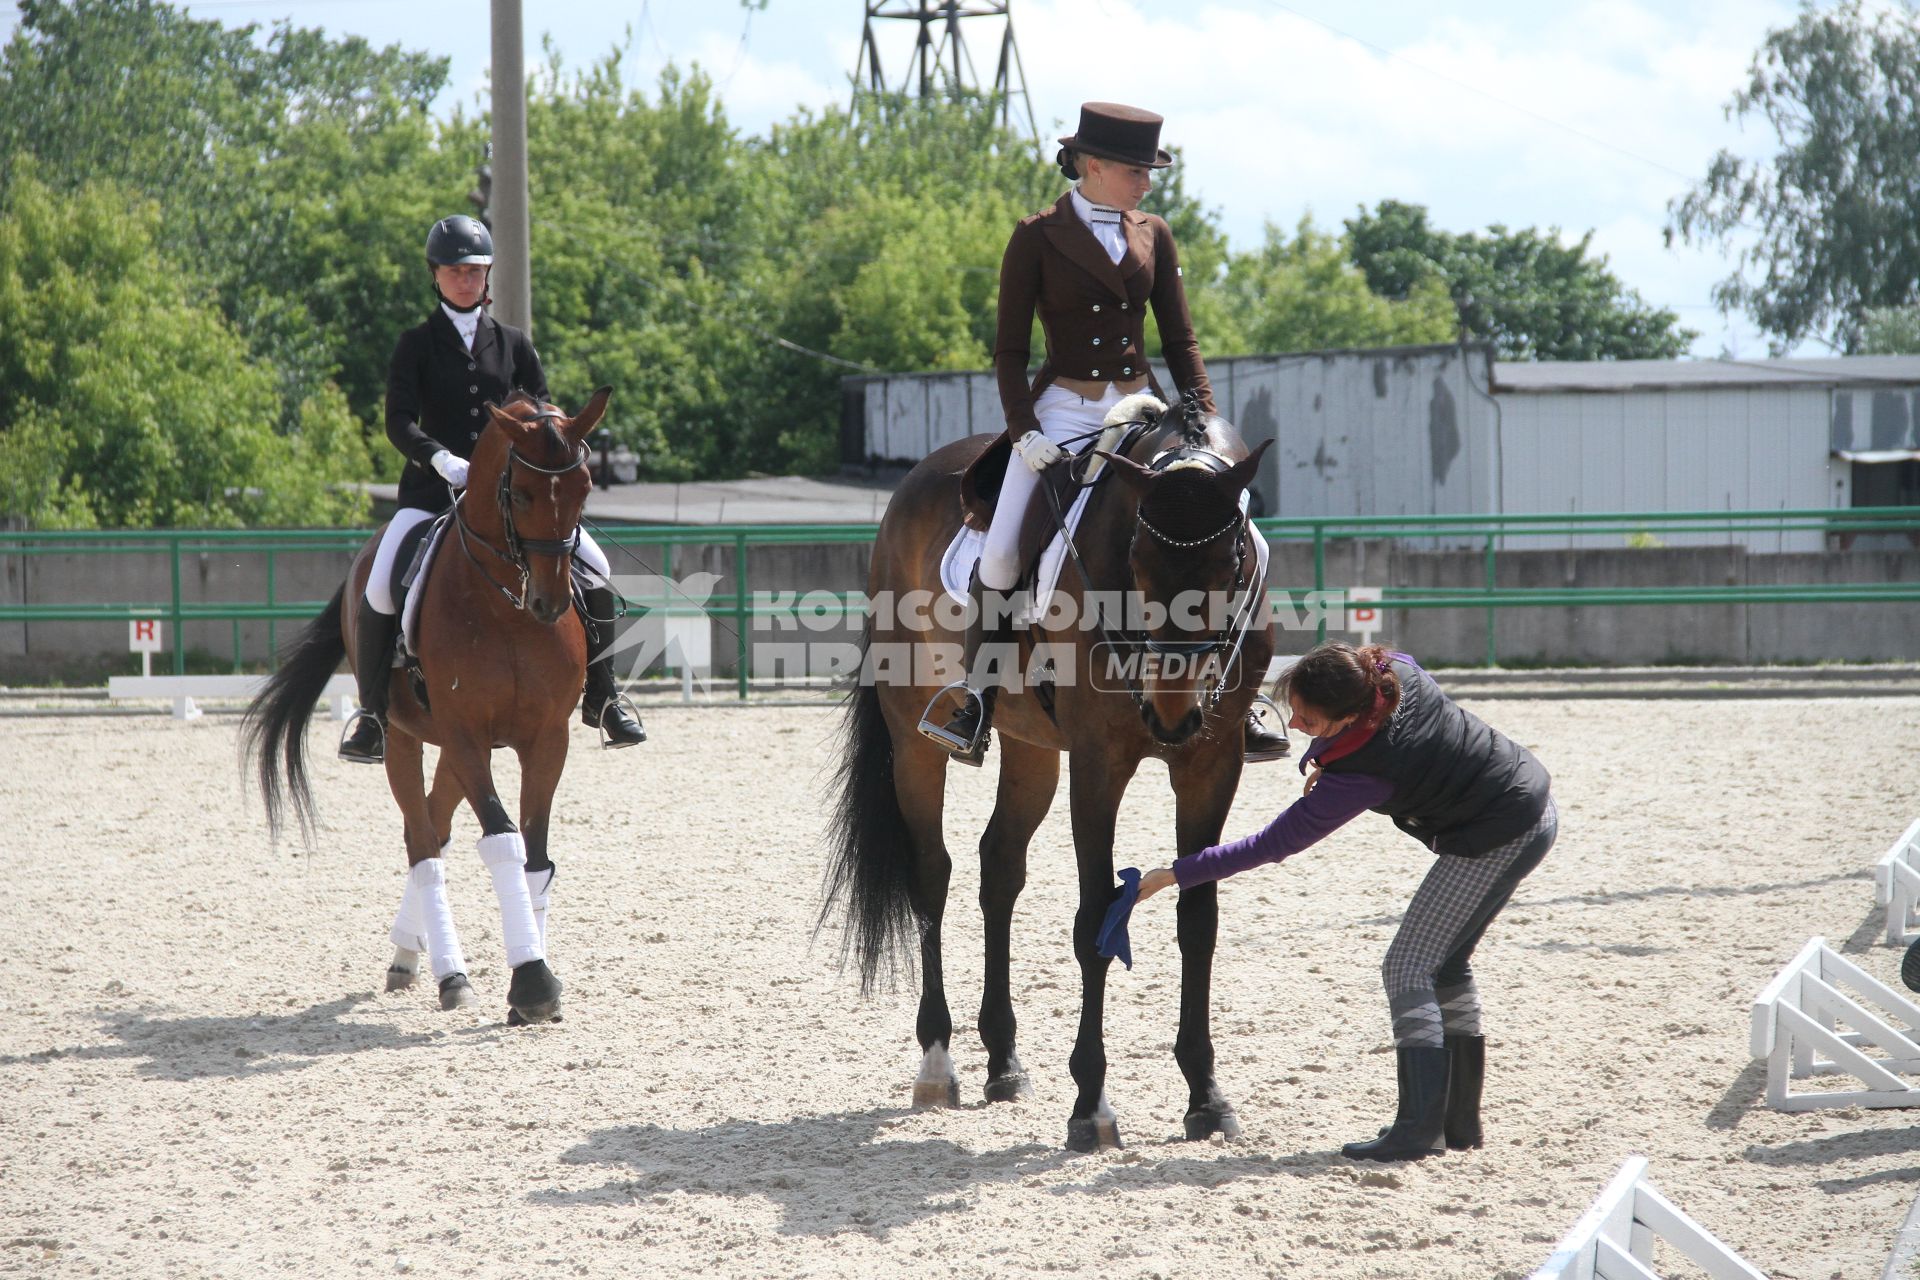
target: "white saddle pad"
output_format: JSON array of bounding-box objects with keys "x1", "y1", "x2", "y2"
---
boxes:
[
  {"x1": 399, "y1": 516, "x2": 453, "y2": 659},
  {"x1": 942, "y1": 488, "x2": 1271, "y2": 625}
]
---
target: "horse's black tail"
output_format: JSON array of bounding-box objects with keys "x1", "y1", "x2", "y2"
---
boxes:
[
  {"x1": 240, "y1": 582, "x2": 347, "y2": 844},
  {"x1": 818, "y1": 629, "x2": 920, "y2": 996}
]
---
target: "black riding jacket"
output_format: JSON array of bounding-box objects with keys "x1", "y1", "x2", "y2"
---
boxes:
[{"x1": 385, "y1": 307, "x2": 548, "y2": 514}]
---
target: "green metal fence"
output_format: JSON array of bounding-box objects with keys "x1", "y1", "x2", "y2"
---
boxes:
[{"x1": 3, "y1": 505, "x2": 1918, "y2": 690}]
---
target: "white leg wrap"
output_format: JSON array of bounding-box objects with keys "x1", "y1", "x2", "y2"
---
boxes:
[
  {"x1": 409, "y1": 858, "x2": 466, "y2": 982},
  {"x1": 477, "y1": 832, "x2": 543, "y2": 969},
  {"x1": 525, "y1": 865, "x2": 554, "y2": 952},
  {"x1": 389, "y1": 867, "x2": 428, "y2": 954}
]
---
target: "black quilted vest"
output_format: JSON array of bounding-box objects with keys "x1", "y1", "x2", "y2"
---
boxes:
[{"x1": 1318, "y1": 657, "x2": 1551, "y2": 858}]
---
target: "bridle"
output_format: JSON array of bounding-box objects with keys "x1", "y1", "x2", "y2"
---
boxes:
[
  {"x1": 1047, "y1": 422, "x2": 1262, "y2": 714},
  {"x1": 453, "y1": 410, "x2": 588, "y2": 611}
]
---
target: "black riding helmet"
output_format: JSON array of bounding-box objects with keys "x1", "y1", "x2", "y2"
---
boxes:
[{"x1": 426, "y1": 215, "x2": 494, "y2": 267}]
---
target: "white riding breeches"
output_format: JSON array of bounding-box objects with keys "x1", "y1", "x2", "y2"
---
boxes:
[
  {"x1": 365, "y1": 506, "x2": 609, "y2": 616},
  {"x1": 978, "y1": 383, "x2": 1130, "y2": 592}
]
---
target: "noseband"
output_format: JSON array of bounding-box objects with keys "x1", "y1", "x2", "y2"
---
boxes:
[{"x1": 454, "y1": 411, "x2": 588, "y2": 611}]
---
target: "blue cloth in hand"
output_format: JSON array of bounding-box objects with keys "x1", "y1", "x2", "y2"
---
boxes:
[{"x1": 1097, "y1": 867, "x2": 1143, "y2": 970}]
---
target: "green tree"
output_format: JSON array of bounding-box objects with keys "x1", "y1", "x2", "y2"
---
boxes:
[
  {"x1": 1347, "y1": 200, "x2": 1694, "y2": 360},
  {"x1": 1667, "y1": 1, "x2": 1920, "y2": 353},
  {"x1": 1215, "y1": 216, "x2": 1457, "y2": 355},
  {"x1": 0, "y1": 0, "x2": 456, "y2": 432},
  {"x1": 1859, "y1": 306, "x2": 1920, "y2": 355},
  {"x1": 0, "y1": 175, "x2": 371, "y2": 528}
]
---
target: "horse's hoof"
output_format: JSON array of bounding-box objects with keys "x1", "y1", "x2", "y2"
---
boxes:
[
  {"x1": 385, "y1": 966, "x2": 419, "y2": 993},
  {"x1": 505, "y1": 1007, "x2": 565, "y2": 1027},
  {"x1": 911, "y1": 1077, "x2": 961, "y2": 1109},
  {"x1": 1065, "y1": 1113, "x2": 1123, "y2": 1153},
  {"x1": 1184, "y1": 1105, "x2": 1243, "y2": 1142},
  {"x1": 438, "y1": 973, "x2": 475, "y2": 1010},
  {"x1": 984, "y1": 1069, "x2": 1032, "y2": 1104},
  {"x1": 506, "y1": 958, "x2": 562, "y2": 1024}
]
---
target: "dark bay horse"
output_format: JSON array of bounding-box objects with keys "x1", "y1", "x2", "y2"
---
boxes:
[
  {"x1": 823, "y1": 397, "x2": 1275, "y2": 1150},
  {"x1": 243, "y1": 389, "x2": 610, "y2": 1025}
]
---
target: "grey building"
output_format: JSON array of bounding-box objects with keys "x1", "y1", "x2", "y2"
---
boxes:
[{"x1": 845, "y1": 345, "x2": 1920, "y2": 551}]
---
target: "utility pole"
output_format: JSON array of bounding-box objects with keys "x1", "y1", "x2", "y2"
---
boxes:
[
  {"x1": 490, "y1": 0, "x2": 532, "y2": 333},
  {"x1": 852, "y1": 1, "x2": 1038, "y2": 147}
]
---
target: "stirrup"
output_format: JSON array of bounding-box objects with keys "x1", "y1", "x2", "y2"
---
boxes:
[
  {"x1": 917, "y1": 681, "x2": 987, "y2": 764},
  {"x1": 588, "y1": 692, "x2": 646, "y2": 749},
  {"x1": 1243, "y1": 692, "x2": 1291, "y2": 763},
  {"x1": 337, "y1": 708, "x2": 387, "y2": 764}
]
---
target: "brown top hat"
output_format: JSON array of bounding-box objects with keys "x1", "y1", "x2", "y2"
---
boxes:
[{"x1": 1057, "y1": 102, "x2": 1174, "y2": 169}]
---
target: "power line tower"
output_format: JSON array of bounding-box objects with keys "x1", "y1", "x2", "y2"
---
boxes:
[{"x1": 852, "y1": 1, "x2": 1038, "y2": 145}]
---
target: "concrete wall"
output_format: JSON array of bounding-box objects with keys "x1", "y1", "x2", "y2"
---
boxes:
[{"x1": 7, "y1": 536, "x2": 1917, "y2": 679}]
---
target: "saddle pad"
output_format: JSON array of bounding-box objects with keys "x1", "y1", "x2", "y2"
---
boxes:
[
  {"x1": 941, "y1": 485, "x2": 1095, "y2": 625},
  {"x1": 398, "y1": 515, "x2": 452, "y2": 660},
  {"x1": 941, "y1": 488, "x2": 1271, "y2": 625}
]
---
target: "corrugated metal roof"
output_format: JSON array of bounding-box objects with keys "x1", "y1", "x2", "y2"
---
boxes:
[{"x1": 1492, "y1": 355, "x2": 1920, "y2": 393}]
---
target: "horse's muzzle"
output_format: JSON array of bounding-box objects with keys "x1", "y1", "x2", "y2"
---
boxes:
[{"x1": 1141, "y1": 701, "x2": 1203, "y2": 745}]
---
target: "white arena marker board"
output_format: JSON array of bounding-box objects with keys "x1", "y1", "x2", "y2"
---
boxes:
[
  {"x1": 1530, "y1": 1158, "x2": 1763, "y2": 1280},
  {"x1": 1750, "y1": 936, "x2": 1920, "y2": 1111},
  {"x1": 108, "y1": 674, "x2": 357, "y2": 722},
  {"x1": 1874, "y1": 817, "x2": 1920, "y2": 945}
]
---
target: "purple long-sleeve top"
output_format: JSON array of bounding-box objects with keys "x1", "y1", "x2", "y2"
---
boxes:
[
  {"x1": 1171, "y1": 769, "x2": 1393, "y2": 887},
  {"x1": 1172, "y1": 651, "x2": 1420, "y2": 888}
]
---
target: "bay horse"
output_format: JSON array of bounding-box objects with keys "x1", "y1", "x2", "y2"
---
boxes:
[
  {"x1": 823, "y1": 395, "x2": 1275, "y2": 1150},
  {"x1": 243, "y1": 388, "x2": 611, "y2": 1025}
]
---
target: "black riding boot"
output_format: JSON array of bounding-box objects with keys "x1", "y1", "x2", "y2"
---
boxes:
[
  {"x1": 1342, "y1": 1045, "x2": 1449, "y2": 1162},
  {"x1": 579, "y1": 584, "x2": 645, "y2": 748},
  {"x1": 1244, "y1": 693, "x2": 1291, "y2": 762},
  {"x1": 1443, "y1": 1034, "x2": 1485, "y2": 1150},
  {"x1": 918, "y1": 569, "x2": 1014, "y2": 767},
  {"x1": 339, "y1": 601, "x2": 399, "y2": 764}
]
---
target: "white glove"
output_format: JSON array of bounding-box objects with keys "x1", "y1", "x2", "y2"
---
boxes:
[
  {"x1": 1015, "y1": 431, "x2": 1062, "y2": 472},
  {"x1": 430, "y1": 450, "x2": 470, "y2": 488}
]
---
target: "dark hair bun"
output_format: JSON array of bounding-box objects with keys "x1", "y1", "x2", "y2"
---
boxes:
[{"x1": 1055, "y1": 146, "x2": 1080, "y2": 181}]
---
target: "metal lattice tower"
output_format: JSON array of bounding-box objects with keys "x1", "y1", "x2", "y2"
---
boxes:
[{"x1": 852, "y1": 1, "x2": 1038, "y2": 144}]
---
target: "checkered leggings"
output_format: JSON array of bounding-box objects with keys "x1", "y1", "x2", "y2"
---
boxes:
[{"x1": 1382, "y1": 797, "x2": 1557, "y2": 1048}]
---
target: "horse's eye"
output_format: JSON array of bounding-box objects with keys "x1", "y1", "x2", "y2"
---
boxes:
[{"x1": 511, "y1": 489, "x2": 531, "y2": 510}]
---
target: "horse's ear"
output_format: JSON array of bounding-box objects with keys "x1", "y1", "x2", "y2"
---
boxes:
[
  {"x1": 1213, "y1": 439, "x2": 1273, "y2": 500},
  {"x1": 1093, "y1": 449, "x2": 1156, "y2": 499},
  {"x1": 565, "y1": 385, "x2": 613, "y2": 444}
]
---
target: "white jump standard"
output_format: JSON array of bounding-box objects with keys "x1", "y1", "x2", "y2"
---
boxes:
[{"x1": 1751, "y1": 936, "x2": 1920, "y2": 1111}]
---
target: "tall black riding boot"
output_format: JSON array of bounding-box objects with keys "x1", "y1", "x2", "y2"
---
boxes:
[
  {"x1": 918, "y1": 568, "x2": 1014, "y2": 767},
  {"x1": 1342, "y1": 1045, "x2": 1449, "y2": 1162},
  {"x1": 579, "y1": 584, "x2": 645, "y2": 748},
  {"x1": 1243, "y1": 693, "x2": 1291, "y2": 762},
  {"x1": 1443, "y1": 1034, "x2": 1485, "y2": 1150},
  {"x1": 339, "y1": 601, "x2": 400, "y2": 764}
]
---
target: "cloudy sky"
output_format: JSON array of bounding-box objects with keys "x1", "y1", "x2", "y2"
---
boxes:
[{"x1": 8, "y1": 0, "x2": 1834, "y2": 357}]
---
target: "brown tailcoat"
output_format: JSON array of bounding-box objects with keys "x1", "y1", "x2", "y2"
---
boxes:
[{"x1": 959, "y1": 192, "x2": 1216, "y2": 529}]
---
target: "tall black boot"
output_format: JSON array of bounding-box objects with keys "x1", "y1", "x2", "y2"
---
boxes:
[
  {"x1": 918, "y1": 569, "x2": 1014, "y2": 767},
  {"x1": 1443, "y1": 1034, "x2": 1485, "y2": 1150},
  {"x1": 1243, "y1": 693, "x2": 1291, "y2": 762},
  {"x1": 1342, "y1": 1045, "x2": 1449, "y2": 1162},
  {"x1": 579, "y1": 584, "x2": 645, "y2": 748},
  {"x1": 339, "y1": 601, "x2": 399, "y2": 764}
]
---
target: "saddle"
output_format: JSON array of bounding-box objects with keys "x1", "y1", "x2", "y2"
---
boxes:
[
  {"x1": 390, "y1": 513, "x2": 452, "y2": 710},
  {"x1": 948, "y1": 422, "x2": 1134, "y2": 618}
]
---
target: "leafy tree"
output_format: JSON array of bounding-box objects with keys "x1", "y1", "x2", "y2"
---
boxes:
[
  {"x1": 1215, "y1": 217, "x2": 1457, "y2": 355},
  {"x1": 1348, "y1": 200, "x2": 1694, "y2": 360},
  {"x1": 0, "y1": 175, "x2": 371, "y2": 527},
  {"x1": 1667, "y1": 1, "x2": 1920, "y2": 353},
  {"x1": 0, "y1": 0, "x2": 456, "y2": 434},
  {"x1": 1859, "y1": 306, "x2": 1920, "y2": 355}
]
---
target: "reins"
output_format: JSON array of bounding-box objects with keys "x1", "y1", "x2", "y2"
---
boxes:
[{"x1": 451, "y1": 410, "x2": 588, "y2": 611}]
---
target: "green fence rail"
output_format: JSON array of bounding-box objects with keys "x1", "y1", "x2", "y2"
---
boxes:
[{"x1": 3, "y1": 505, "x2": 1918, "y2": 688}]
